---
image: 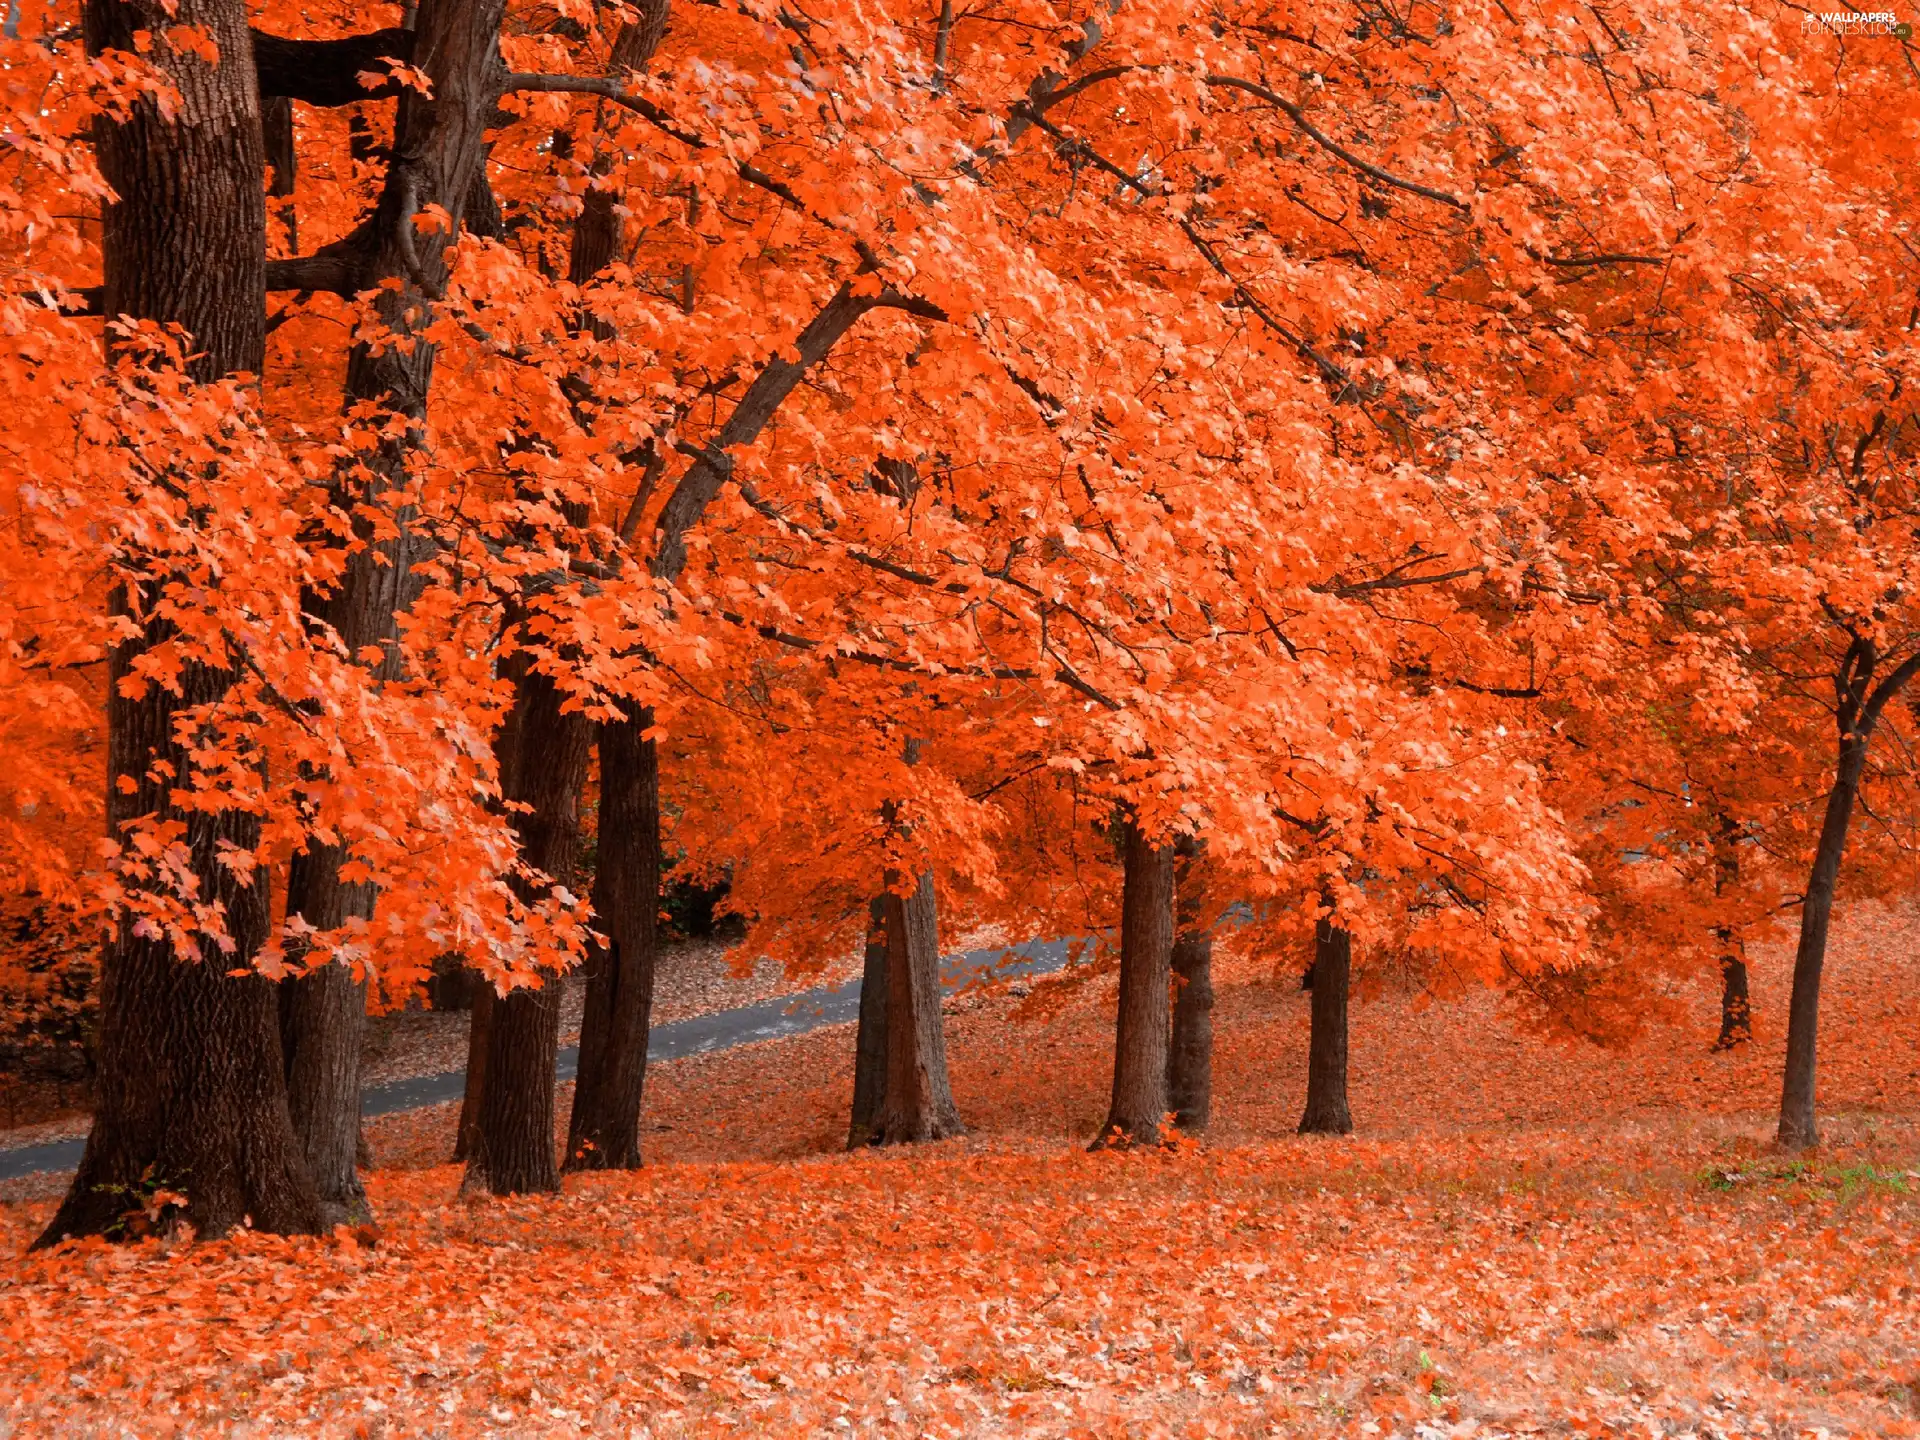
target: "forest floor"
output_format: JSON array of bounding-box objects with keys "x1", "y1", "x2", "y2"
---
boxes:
[{"x1": 3, "y1": 905, "x2": 1920, "y2": 1436}]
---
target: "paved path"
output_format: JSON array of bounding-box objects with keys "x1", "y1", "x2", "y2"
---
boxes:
[{"x1": 0, "y1": 936, "x2": 1076, "y2": 1182}]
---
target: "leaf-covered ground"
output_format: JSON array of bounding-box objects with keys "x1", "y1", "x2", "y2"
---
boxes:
[{"x1": 5, "y1": 906, "x2": 1920, "y2": 1437}]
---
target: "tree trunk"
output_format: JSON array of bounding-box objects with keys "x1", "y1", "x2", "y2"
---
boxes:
[
  {"x1": 453, "y1": 980, "x2": 493, "y2": 1163},
  {"x1": 553, "y1": 7, "x2": 672, "y2": 1174},
  {"x1": 1707, "y1": 809, "x2": 1752, "y2": 1051},
  {"x1": 1715, "y1": 954, "x2": 1753, "y2": 1051},
  {"x1": 847, "y1": 895, "x2": 890, "y2": 1148},
  {"x1": 1778, "y1": 732, "x2": 1871, "y2": 1149},
  {"x1": 38, "y1": 0, "x2": 323, "y2": 1248},
  {"x1": 1168, "y1": 930, "x2": 1214, "y2": 1133},
  {"x1": 464, "y1": 663, "x2": 594, "y2": 1195},
  {"x1": 278, "y1": 955, "x2": 367, "y2": 1225},
  {"x1": 1094, "y1": 817, "x2": 1175, "y2": 1148},
  {"x1": 274, "y1": 0, "x2": 514, "y2": 1231},
  {"x1": 1167, "y1": 838, "x2": 1213, "y2": 1133},
  {"x1": 872, "y1": 873, "x2": 965, "y2": 1143},
  {"x1": 427, "y1": 953, "x2": 475, "y2": 1012},
  {"x1": 1298, "y1": 918, "x2": 1353, "y2": 1135},
  {"x1": 565, "y1": 706, "x2": 660, "y2": 1171}
]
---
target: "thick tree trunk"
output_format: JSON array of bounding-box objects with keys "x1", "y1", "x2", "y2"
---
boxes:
[
  {"x1": 847, "y1": 896, "x2": 890, "y2": 1147},
  {"x1": 565, "y1": 707, "x2": 660, "y2": 1171},
  {"x1": 871, "y1": 874, "x2": 965, "y2": 1144},
  {"x1": 1778, "y1": 733, "x2": 1870, "y2": 1150},
  {"x1": 464, "y1": 663, "x2": 594, "y2": 1195},
  {"x1": 1168, "y1": 930, "x2": 1214, "y2": 1132},
  {"x1": 1094, "y1": 818, "x2": 1175, "y2": 1148},
  {"x1": 39, "y1": 0, "x2": 323, "y2": 1248},
  {"x1": 1298, "y1": 919, "x2": 1354, "y2": 1135},
  {"x1": 278, "y1": 956, "x2": 367, "y2": 1225}
]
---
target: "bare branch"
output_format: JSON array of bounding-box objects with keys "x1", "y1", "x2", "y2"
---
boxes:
[{"x1": 1203, "y1": 74, "x2": 1468, "y2": 211}]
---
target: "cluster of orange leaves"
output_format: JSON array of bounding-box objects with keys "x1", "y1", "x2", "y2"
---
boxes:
[{"x1": 1, "y1": 0, "x2": 1913, "y2": 1021}]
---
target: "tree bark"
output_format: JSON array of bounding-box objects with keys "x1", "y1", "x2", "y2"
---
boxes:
[
  {"x1": 847, "y1": 896, "x2": 890, "y2": 1147},
  {"x1": 38, "y1": 0, "x2": 323, "y2": 1248},
  {"x1": 1778, "y1": 731, "x2": 1872, "y2": 1149},
  {"x1": 871, "y1": 873, "x2": 965, "y2": 1143},
  {"x1": 1716, "y1": 954, "x2": 1753, "y2": 1051},
  {"x1": 278, "y1": 956, "x2": 367, "y2": 1225},
  {"x1": 1167, "y1": 839, "x2": 1213, "y2": 1133},
  {"x1": 279, "y1": 0, "x2": 513, "y2": 1225},
  {"x1": 1298, "y1": 918, "x2": 1354, "y2": 1135},
  {"x1": 565, "y1": 706, "x2": 660, "y2": 1171},
  {"x1": 1710, "y1": 809, "x2": 1752, "y2": 1051},
  {"x1": 1159, "y1": 833, "x2": 1205, "y2": 1136},
  {"x1": 453, "y1": 980, "x2": 493, "y2": 1163},
  {"x1": 554, "y1": 5, "x2": 672, "y2": 1175},
  {"x1": 464, "y1": 662, "x2": 594, "y2": 1195},
  {"x1": 1094, "y1": 817, "x2": 1175, "y2": 1148}
]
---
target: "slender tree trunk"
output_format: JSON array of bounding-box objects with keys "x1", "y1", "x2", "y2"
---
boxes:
[
  {"x1": 1709, "y1": 808, "x2": 1752, "y2": 1051},
  {"x1": 1298, "y1": 918, "x2": 1353, "y2": 1135},
  {"x1": 565, "y1": 706, "x2": 660, "y2": 1171},
  {"x1": 39, "y1": 0, "x2": 322, "y2": 1248},
  {"x1": 847, "y1": 896, "x2": 890, "y2": 1147},
  {"x1": 465, "y1": 664, "x2": 595, "y2": 1195},
  {"x1": 1709, "y1": 809, "x2": 1750, "y2": 1051},
  {"x1": 1716, "y1": 954, "x2": 1753, "y2": 1051},
  {"x1": 453, "y1": 980, "x2": 493, "y2": 1163},
  {"x1": 1778, "y1": 732, "x2": 1871, "y2": 1149},
  {"x1": 1167, "y1": 838, "x2": 1213, "y2": 1133},
  {"x1": 1168, "y1": 930, "x2": 1214, "y2": 1132},
  {"x1": 553, "y1": 6, "x2": 672, "y2": 1174},
  {"x1": 1094, "y1": 817, "x2": 1175, "y2": 1148},
  {"x1": 872, "y1": 873, "x2": 964, "y2": 1143}
]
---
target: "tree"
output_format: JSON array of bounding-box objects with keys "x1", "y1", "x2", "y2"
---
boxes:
[
  {"x1": 38, "y1": 0, "x2": 322, "y2": 1246},
  {"x1": 463, "y1": 660, "x2": 594, "y2": 1196},
  {"x1": 565, "y1": 710, "x2": 660, "y2": 1172},
  {"x1": 1094, "y1": 817, "x2": 1175, "y2": 1149},
  {"x1": 1298, "y1": 919, "x2": 1354, "y2": 1136},
  {"x1": 846, "y1": 897, "x2": 890, "y2": 1148},
  {"x1": 1167, "y1": 837, "x2": 1213, "y2": 1134},
  {"x1": 1777, "y1": 648, "x2": 1920, "y2": 1147},
  {"x1": 557, "y1": 1, "x2": 675, "y2": 1177},
  {"x1": 273, "y1": 0, "x2": 515, "y2": 1227},
  {"x1": 872, "y1": 871, "x2": 964, "y2": 1144}
]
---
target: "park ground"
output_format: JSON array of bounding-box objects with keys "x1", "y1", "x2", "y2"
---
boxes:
[{"x1": 3, "y1": 907, "x2": 1920, "y2": 1437}]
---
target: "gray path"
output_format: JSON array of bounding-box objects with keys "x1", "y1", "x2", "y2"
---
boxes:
[{"x1": 0, "y1": 936, "x2": 1077, "y2": 1182}]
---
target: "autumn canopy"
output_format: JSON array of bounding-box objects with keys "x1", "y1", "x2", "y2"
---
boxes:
[{"x1": 1, "y1": 0, "x2": 1919, "y2": 1410}]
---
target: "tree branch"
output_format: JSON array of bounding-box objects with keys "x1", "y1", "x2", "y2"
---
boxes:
[
  {"x1": 498, "y1": 73, "x2": 706, "y2": 148},
  {"x1": 252, "y1": 27, "x2": 416, "y2": 107},
  {"x1": 1203, "y1": 74, "x2": 1468, "y2": 211},
  {"x1": 649, "y1": 279, "x2": 948, "y2": 583}
]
